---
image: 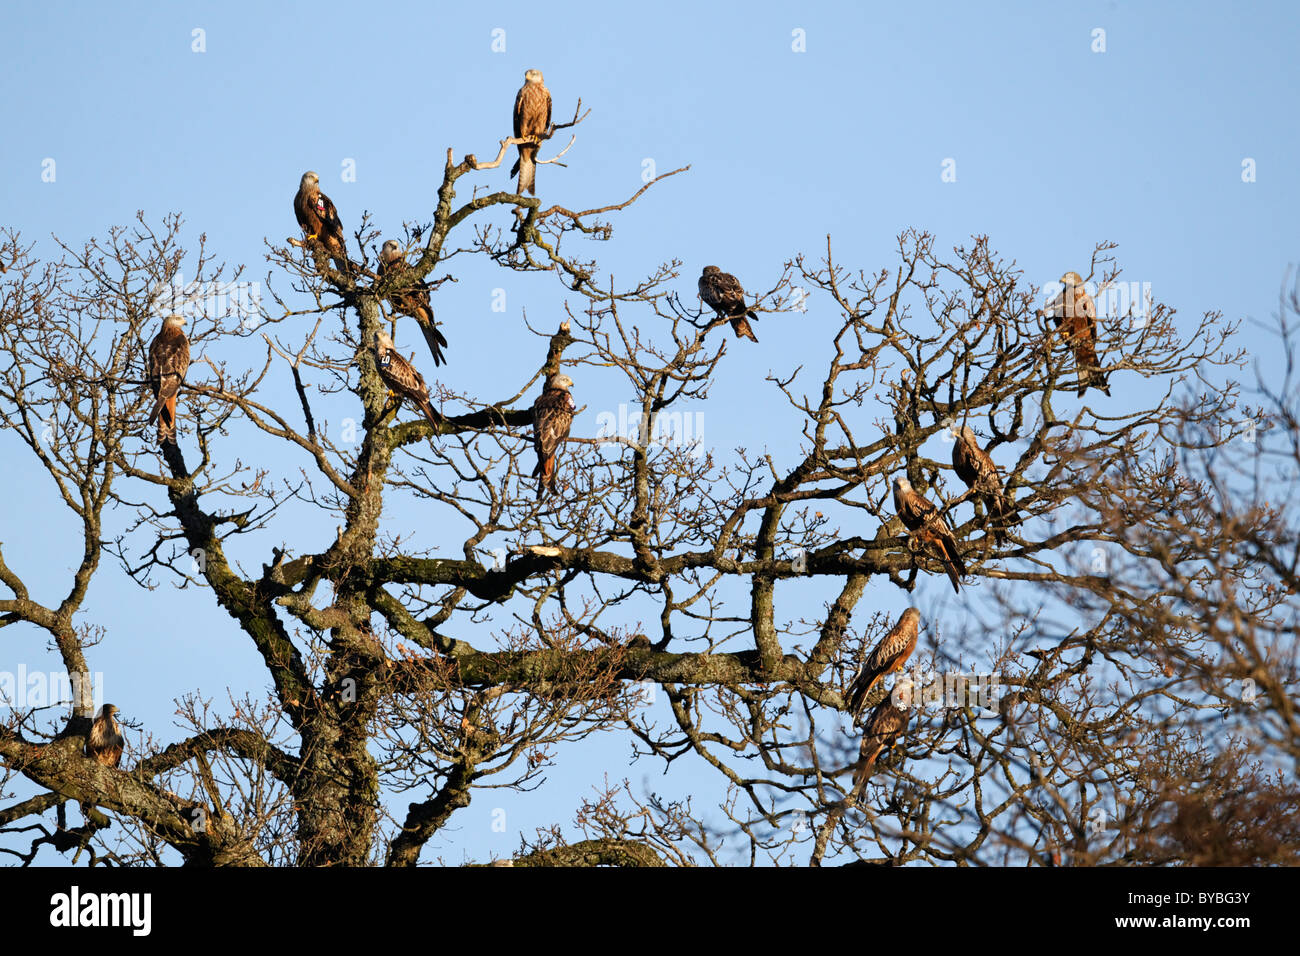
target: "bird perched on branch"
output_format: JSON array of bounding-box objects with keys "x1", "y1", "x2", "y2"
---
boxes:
[
  {"x1": 86, "y1": 704, "x2": 124, "y2": 768},
  {"x1": 512, "y1": 69, "x2": 552, "y2": 196},
  {"x1": 531, "y1": 372, "x2": 575, "y2": 499},
  {"x1": 952, "y1": 425, "x2": 1014, "y2": 545},
  {"x1": 850, "y1": 678, "x2": 913, "y2": 798},
  {"x1": 147, "y1": 314, "x2": 190, "y2": 445},
  {"x1": 847, "y1": 608, "x2": 920, "y2": 719},
  {"x1": 1043, "y1": 271, "x2": 1109, "y2": 397},
  {"x1": 893, "y1": 476, "x2": 966, "y2": 593},
  {"x1": 372, "y1": 330, "x2": 442, "y2": 432},
  {"x1": 698, "y1": 266, "x2": 759, "y2": 342},
  {"x1": 293, "y1": 170, "x2": 352, "y2": 274},
  {"x1": 378, "y1": 240, "x2": 448, "y2": 367}
]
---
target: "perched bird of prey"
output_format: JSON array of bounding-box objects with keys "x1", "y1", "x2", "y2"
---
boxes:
[
  {"x1": 377, "y1": 240, "x2": 448, "y2": 367},
  {"x1": 293, "y1": 170, "x2": 352, "y2": 273},
  {"x1": 1043, "y1": 271, "x2": 1109, "y2": 397},
  {"x1": 952, "y1": 425, "x2": 1014, "y2": 545},
  {"x1": 698, "y1": 266, "x2": 759, "y2": 342},
  {"x1": 847, "y1": 608, "x2": 921, "y2": 719},
  {"x1": 531, "y1": 372, "x2": 576, "y2": 499},
  {"x1": 372, "y1": 330, "x2": 442, "y2": 432},
  {"x1": 147, "y1": 314, "x2": 190, "y2": 445},
  {"x1": 850, "y1": 678, "x2": 913, "y2": 798},
  {"x1": 893, "y1": 476, "x2": 967, "y2": 593},
  {"x1": 86, "y1": 704, "x2": 124, "y2": 768},
  {"x1": 511, "y1": 69, "x2": 552, "y2": 196}
]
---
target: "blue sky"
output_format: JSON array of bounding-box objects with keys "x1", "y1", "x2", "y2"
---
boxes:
[{"x1": 1, "y1": 1, "x2": 1296, "y2": 864}]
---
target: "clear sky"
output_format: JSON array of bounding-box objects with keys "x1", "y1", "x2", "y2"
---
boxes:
[{"x1": 1, "y1": 0, "x2": 1296, "y2": 864}]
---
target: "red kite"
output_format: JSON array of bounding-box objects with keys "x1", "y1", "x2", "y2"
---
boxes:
[
  {"x1": 294, "y1": 170, "x2": 352, "y2": 273},
  {"x1": 373, "y1": 330, "x2": 442, "y2": 432},
  {"x1": 531, "y1": 372, "x2": 575, "y2": 499},
  {"x1": 698, "y1": 266, "x2": 759, "y2": 342},
  {"x1": 147, "y1": 314, "x2": 190, "y2": 445},
  {"x1": 512, "y1": 69, "x2": 552, "y2": 196},
  {"x1": 846, "y1": 608, "x2": 920, "y2": 719},
  {"x1": 952, "y1": 425, "x2": 1013, "y2": 545},
  {"x1": 849, "y1": 678, "x2": 913, "y2": 797},
  {"x1": 893, "y1": 476, "x2": 966, "y2": 593},
  {"x1": 86, "y1": 703, "x2": 124, "y2": 768},
  {"x1": 378, "y1": 240, "x2": 448, "y2": 367},
  {"x1": 1045, "y1": 271, "x2": 1109, "y2": 397}
]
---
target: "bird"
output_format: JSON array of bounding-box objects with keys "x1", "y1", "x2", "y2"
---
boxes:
[
  {"x1": 850, "y1": 678, "x2": 913, "y2": 798},
  {"x1": 1043, "y1": 271, "x2": 1109, "y2": 397},
  {"x1": 511, "y1": 69, "x2": 552, "y2": 196},
  {"x1": 846, "y1": 608, "x2": 921, "y2": 720},
  {"x1": 698, "y1": 266, "x2": 759, "y2": 342},
  {"x1": 293, "y1": 170, "x2": 352, "y2": 274},
  {"x1": 893, "y1": 476, "x2": 967, "y2": 593},
  {"x1": 147, "y1": 314, "x2": 190, "y2": 445},
  {"x1": 377, "y1": 240, "x2": 449, "y2": 367},
  {"x1": 952, "y1": 425, "x2": 1014, "y2": 545},
  {"x1": 531, "y1": 372, "x2": 575, "y2": 499},
  {"x1": 372, "y1": 330, "x2": 442, "y2": 432},
  {"x1": 86, "y1": 704, "x2": 124, "y2": 768}
]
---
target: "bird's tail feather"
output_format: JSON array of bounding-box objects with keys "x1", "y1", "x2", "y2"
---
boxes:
[
  {"x1": 517, "y1": 147, "x2": 537, "y2": 196},
  {"x1": 535, "y1": 454, "x2": 554, "y2": 499},
  {"x1": 847, "y1": 672, "x2": 881, "y2": 719},
  {"x1": 157, "y1": 394, "x2": 178, "y2": 445},
  {"x1": 148, "y1": 377, "x2": 179, "y2": 425},
  {"x1": 419, "y1": 318, "x2": 449, "y2": 367},
  {"x1": 732, "y1": 316, "x2": 759, "y2": 343},
  {"x1": 851, "y1": 744, "x2": 888, "y2": 799},
  {"x1": 418, "y1": 400, "x2": 442, "y2": 433},
  {"x1": 1078, "y1": 370, "x2": 1110, "y2": 397},
  {"x1": 992, "y1": 495, "x2": 1012, "y2": 545},
  {"x1": 941, "y1": 535, "x2": 966, "y2": 592}
]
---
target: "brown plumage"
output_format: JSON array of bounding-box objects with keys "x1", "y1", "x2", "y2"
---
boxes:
[
  {"x1": 849, "y1": 679, "x2": 912, "y2": 798},
  {"x1": 1044, "y1": 271, "x2": 1110, "y2": 397},
  {"x1": 293, "y1": 170, "x2": 352, "y2": 274},
  {"x1": 531, "y1": 372, "x2": 575, "y2": 499},
  {"x1": 147, "y1": 314, "x2": 190, "y2": 445},
  {"x1": 952, "y1": 425, "x2": 1014, "y2": 545},
  {"x1": 86, "y1": 704, "x2": 124, "y2": 768},
  {"x1": 846, "y1": 608, "x2": 920, "y2": 719},
  {"x1": 512, "y1": 69, "x2": 552, "y2": 196},
  {"x1": 698, "y1": 265, "x2": 759, "y2": 342},
  {"x1": 373, "y1": 330, "x2": 441, "y2": 432},
  {"x1": 893, "y1": 476, "x2": 966, "y2": 593},
  {"x1": 378, "y1": 240, "x2": 448, "y2": 367}
]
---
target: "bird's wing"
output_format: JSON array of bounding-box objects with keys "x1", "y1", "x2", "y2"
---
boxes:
[
  {"x1": 381, "y1": 351, "x2": 429, "y2": 402},
  {"x1": 293, "y1": 190, "x2": 318, "y2": 232},
  {"x1": 870, "y1": 613, "x2": 919, "y2": 672},
  {"x1": 320, "y1": 192, "x2": 344, "y2": 237},
  {"x1": 968, "y1": 442, "x2": 1001, "y2": 495},
  {"x1": 903, "y1": 489, "x2": 938, "y2": 527},
  {"x1": 698, "y1": 274, "x2": 720, "y2": 311},
  {"x1": 513, "y1": 85, "x2": 526, "y2": 139},
  {"x1": 715, "y1": 272, "x2": 747, "y2": 312},
  {"x1": 533, "y1": 389, "x2": 574, "y2": 460},
  {"x1": 149, "y1": 329, "x2": 190, "y2": 385}
]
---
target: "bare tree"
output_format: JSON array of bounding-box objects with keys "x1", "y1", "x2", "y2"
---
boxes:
[{"x1": 1, "y1": 125, "x2": 1294, "y2": 866}]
